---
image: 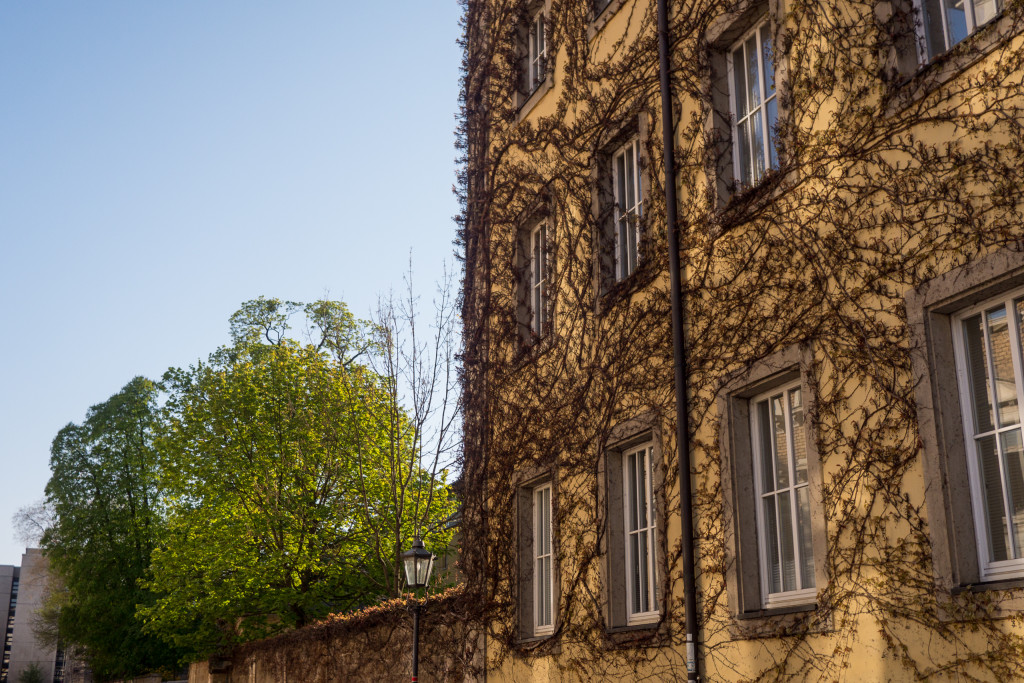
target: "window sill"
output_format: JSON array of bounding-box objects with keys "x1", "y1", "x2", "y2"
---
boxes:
[
  {"x1": 514, "y1": 329, "x2": 555, "y2": 367},
  {"x1": 595, "y1": 261, "x2": 657, "y2": 316},
  {"x1": 729, "y1": 602, "x2": 830, "y2": 640},
  {"x1": 951, "y1": 577, "x2": 1024, "y2": 595},
  {"x1": 714, "y1": 165, "x2": 791, "y2": 234},
  {"x1": 625, "y1": 614, "x2": 660, "y2": 628},
  {"x1": 514, "y1": 626, "x2": 562, "y2": 656},
  {"x1": 936, "y1": 579, "x2": 1024, "y2": 622},
  {"x1": 603, "y1": 618, "x2": 669, "y2": 648},
  {"x1": 606, "y1": 620, "x2": 659, "y2": 634},
  {"x1": 736, "y1": 602, "x2": 816, "y2": 620},
  {"x1": 884, "y1": 10, "x2": 1021, "y2": 117},
  {"x1": 516, "y1": 75, "x2": 554, "y2": 125}
]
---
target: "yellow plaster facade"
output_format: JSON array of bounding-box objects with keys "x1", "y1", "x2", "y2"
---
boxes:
[{"x1": 459, "y1": 0, "x2": 1024, "y2": 679}]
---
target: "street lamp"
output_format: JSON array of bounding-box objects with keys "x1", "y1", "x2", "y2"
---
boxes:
[{"x1": 401, "y1": 538, "x2": 434, "y2": 683}]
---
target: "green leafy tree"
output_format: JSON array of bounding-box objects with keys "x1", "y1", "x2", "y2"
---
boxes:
[
  {"x1": 42, "y1": 377, "x2": 185, "y2": 680},
  {"x1": 18, "y1": 663, "x2": 44, "y2": 683},
  {"x1": 139, "y1": 298, "x2": 456, "y2": 656}
]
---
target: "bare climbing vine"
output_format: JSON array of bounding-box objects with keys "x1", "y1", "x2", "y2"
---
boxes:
[{"x1": 457, "y1": 0, "x2": 1024, "y2": 679}]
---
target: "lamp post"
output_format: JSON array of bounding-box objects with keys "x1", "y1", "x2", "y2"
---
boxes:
[{"x1": 401, "y1": 538, "x2": 434, "y2": 683}]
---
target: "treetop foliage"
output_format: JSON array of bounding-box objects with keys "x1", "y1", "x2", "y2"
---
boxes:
[{"x1": 40, "y1": 295, "x2": 459, "y2": 671}]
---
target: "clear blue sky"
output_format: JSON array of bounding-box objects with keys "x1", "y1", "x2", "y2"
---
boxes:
[{"x1": 0, "y1": 2, "x2": 465, "y2": 565}]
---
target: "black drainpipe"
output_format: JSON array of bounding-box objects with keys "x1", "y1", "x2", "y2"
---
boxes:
[{"x1": 656, "y1": 0, "x2": 700, "y2": 679}]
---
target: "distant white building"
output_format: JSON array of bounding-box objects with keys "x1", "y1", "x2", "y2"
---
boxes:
[{"x1": 0, "y1": 549, "x2": 78, "y2": 683}]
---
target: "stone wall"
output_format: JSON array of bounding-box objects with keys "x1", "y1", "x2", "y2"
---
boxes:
[{"x1": 187, "y1": 590, "x2": 476, "y2": 683}]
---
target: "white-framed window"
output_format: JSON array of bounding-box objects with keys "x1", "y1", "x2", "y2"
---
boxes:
[
  {"x1": 751, "y1": 381, "x2": 816, "y2": 608},
  {"x1": 533, "y1": 483, "x2": 554, "y2": 635},
  {"x1": 528, "y1": 10, "x2": 547, "y2": 93},
  {"x1": 623, "y1": 444, "x2": 658, "y2": 623},
  {"x1": 952, "y1": 287, "x2": 1024, "y2": 581},
  {"x1": 612, "y1": 139, "x2": 642, "y2": 281},
  {"x1": 727, "y1": 19, "x2": 778, "y2": 188},
  {"x1": 918, "y1": 0, "x2": 1003, "y2": 59},
  {"x1": 529, "y1": 222, "x2": 549, "y2": 336}
]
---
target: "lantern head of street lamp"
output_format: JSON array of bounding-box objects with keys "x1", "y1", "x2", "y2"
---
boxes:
[{"x1": 401, "y1": 537, "x2": 435, "y2": 590}]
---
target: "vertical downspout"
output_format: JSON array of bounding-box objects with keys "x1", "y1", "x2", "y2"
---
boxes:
[{"x1": 656, "y1": 0, "x2": 700, "y2": 680}]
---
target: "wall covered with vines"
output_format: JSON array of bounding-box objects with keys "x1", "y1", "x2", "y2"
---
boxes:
[{"x1": 457, "y1": 0, "x2": 1024, "y2": 679}]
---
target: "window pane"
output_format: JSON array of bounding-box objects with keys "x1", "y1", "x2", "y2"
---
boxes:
[
  {"x1": 764, "y1": 496, "x2": 782, "y2": 593},
  {"x1": 778, "y1": 490, "x2": 797, "y2": 592},
  {"x1": 625, "y1": 144, "x2": 636, "y2": 210},
  {"x1": 543, "y1": 555, "x2": 552, "y2": 625},
  {"x1": 626, "y1": 210, "x2": 634, "y2": 278},
  {"x1": 638, "y1": 451, "x2": 649, "y2": 529},
  {"x1": 1000, "y1": 429, "x2": 1024, "y2": 558},
  {"x1": 974, "y1": 0, "x2": 1000, "y2": 24},
  {"x1": 760, "y1": 24, "x2": 774, "y2": 94},
  {"x1": 790, "y1": 389, "x2": 807, "y2": 484},
  {"x1": 543, "y1": 487, "x2": 551, "y2": 553},
  {"x1": 528, "y1": 236, "x2": 536, "y2": 294},
  {"x1": 772, "y1": 394, "x2": 790, "y2": 489},
  {"x1": 628, "y1": 452, "x2": 639, "y2": 532},
  {"x1": 751, "y1": 111, "x2": 766, "y2": 183},
  {"x1": 639, "y1": 529, "x2": 650, "y2": 613},
  {"x1": 616, "y1": 153, "x2": 627, "y2": 208},
  {"x1": 758, "y1": 399, "x2": 774, "y2": 491},
  {"x1": 535, "y1": 490, "x2": 542, "y2": 552},
  {"x1": 738, "y1": 119, "x2": 753, "y2": 186},
  {"x1": 539, "y1": 497, "x2": 547, "y2": 554},
  {"x1": 630, "y1": 533, "x2": 641, "y2": 611},
  {"x1": 943, "y1": 0, "x2": 969, "y2": 46},
  {"x1": 745, "y1": 35, "x2": 760, "y2": 110},
  {"x1": 539, "y1": 560, "x2": 547, "y2": 626},
  {"x1": 732, "y1": 47, "x2": 747, "y2": 116},
  {"x1": 796, "y1": 486, "x2": 815, "y2": 589},
  {"x1": 766, "y1": 96, "x2": 779, "y2": 170},
  {"x1": 532, "y1": 231, "x2": 542, "y2": 332},
  {"x1": 533, "y1": 229, "x2": 541, "y2": 281},
  {"x1": 650, "y1": 530, "x2": 659, "y2": 610},
  {"x1": 964, "y1": 313, "x2": 996, "y2": 434},
  {"x1": 632, "y1": 147, "x2": 643, "y2": 216},
  {"x1": 1016, "y1": 297, "x2": 1024, "y2": 352},
  {"x1": 922, "y1": 0, "x2": 950, "y2": 55},
  {"x1": 618, "y1": 218, "x2": 628, "y2": 280},
  {"x1": 986, "y1": 307, "x2": 1019, "y2": 428},
  {"x1": 978, "y1": 434, "x2": 1010, "y2": 561},
  {"x1": 539, "y1": 223, "x2": 547, "y2": 281},
  {"x1": 627, "y1": 220, "x2": 638, "y2": 275}
]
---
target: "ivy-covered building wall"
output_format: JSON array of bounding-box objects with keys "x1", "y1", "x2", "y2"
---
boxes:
[{"x1": 457, "y1": 0, "x2": 1024, "y2": 679}]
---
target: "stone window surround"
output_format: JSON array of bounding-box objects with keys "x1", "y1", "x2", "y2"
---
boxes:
[
  {"x1": 717, "y1": 342, "x2": 830, "y2": 636},
  {"x1": 516, "y1": 468, "x2": 560, "y2": 643},
  {"x1": 590, "y1": 112, "x2": 651, "y2": 301},
  {"x1": 516, "y1": 0, "x2": 555, "y2": 123},
  {"x1": 704, "y1": 0, "x2": 790, "y2": 210},
  {"x1": 516, "y1": 210, "x2": 554, "y2": 348},
  {"x1": 597, "y1": 415, "x2": 668, "y2": 634},
  {"x1": 906, "y1": 246, "x2": 1024, "y2": 611}
]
